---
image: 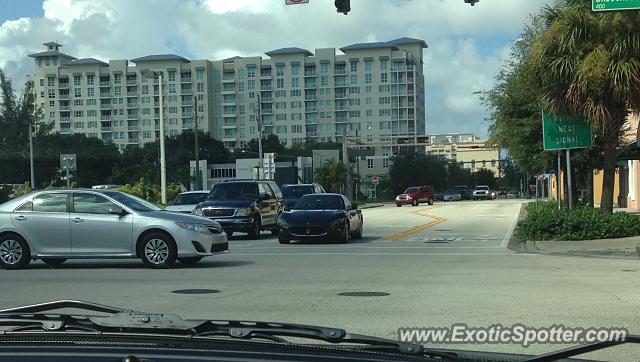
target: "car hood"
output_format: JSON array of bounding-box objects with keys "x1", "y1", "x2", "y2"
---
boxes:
[
  {"x1": 164, "y1": 204, "x2": 197, "y2": 212},
  {"x1": 280, "y1": 210, "x2": 345, "y2": 225},
  {"x1": 142, "y1": 210, "x2": 215, "y2": 224},
  {"x1": 282, "y1": 198, "x2": 300, "y2": 207},
  {"x1": 196, "y1": 200, "x2": 255, "y2": 209}
]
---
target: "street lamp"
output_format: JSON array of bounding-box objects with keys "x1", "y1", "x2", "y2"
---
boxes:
[
  {"x1": 251, "y1": 94, "x2": 263, "y2": 180},
  {"x1": 143, "y1": 70, "x2": 167, "y2": 204},
  {"x1": 28, "y1": 123, "x2": 35, "y2": 189}
]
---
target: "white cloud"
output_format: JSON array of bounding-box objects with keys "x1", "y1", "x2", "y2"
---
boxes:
[{"x1": 0, "y1": 0, "x2": 552, "y2": 137}]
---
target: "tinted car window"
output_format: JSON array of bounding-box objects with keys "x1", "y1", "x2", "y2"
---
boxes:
[
  {"x1": 258, "y1": 183, "x2": 274, "y2": 199},
  {"x1": 73, "y1": 193, "x2": 115, "y2": 214},
  {"x1": 281, "y1": 185, "x2": 314, "y2": 199},
  {"x1": 296, "y1": 195, "x2": 344, "y2": 210},
  {"x1": 32, "y1": 193, "x2": 67, "y2": 213},
  {"x1": 173, "y1": 193, "x2": 208, "y2": 205},
  {"x1": 101, "y1": 191, "x2": 160, "y2": 212},
  {"x1": 209, "y1": 183, "x2": 258, "y2": 200},
  {"x1": 404, "y1": 187, "x2": 419, "y2": 193},
  {"x1": 267, "y1": 181, "x2": 282, "y2": 199}
]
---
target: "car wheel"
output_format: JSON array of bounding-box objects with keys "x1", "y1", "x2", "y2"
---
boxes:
[
  {"x1": 396, "y1": 204, "x2": 402, "y2": 207},
  {"x1": 0, "y1": 234, "x2": 31, "y2": 270},
  {"x1": 338, "y1": 222, "x2": 350, "y2": 243},
  {"x1": 411, "y1": 199, "x2": 418, "y2": 207},
  {"x1": 353, "y1": 219, "x2": 363, "y2": 239},
  {"x1": 428, "y1": 198, "x2": 434, "y2": 206},
  {"x1": 278, "y1": 231, "x2": 290, "y2": 244},
  {"x1": 140, "y1": 233, "x2": 177, "y2": 269},
  {"x1": 178, "y1": 256, "x2": 203, "y2": 265},
  {"x1": 42, "y1": 258, "x2": 66, "y2": 267},
  {"x1": 247, "y1": 217, "x2": 261, "y2": 240}
]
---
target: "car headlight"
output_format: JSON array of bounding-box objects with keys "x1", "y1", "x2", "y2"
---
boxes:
[
  {"x1": 192, "y1": 208, "x2": 203, "y2": 216},
  {"x1": 235, "y1": 207, "x2": 253, "y2": 216},
  {"x1": 175, "y1": 222, "x2": 210, "y2": 234}
]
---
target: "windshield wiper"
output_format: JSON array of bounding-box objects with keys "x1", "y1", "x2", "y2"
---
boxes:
[
  {"x1": 521, "y1": 335, "x2": 640, "y2": 362},
  {"x1": 0, "y1": 300, "x2": 453, "y2": 359}
]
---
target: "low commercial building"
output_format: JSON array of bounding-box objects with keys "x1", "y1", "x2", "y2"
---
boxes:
[{"x1": 425, "y1": 133, "x2": 501, "y2": 175}]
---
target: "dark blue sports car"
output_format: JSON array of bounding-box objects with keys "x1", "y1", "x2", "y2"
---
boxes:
[{"x1": 277, "y1": 193, "x2": 363, "y2": 244}]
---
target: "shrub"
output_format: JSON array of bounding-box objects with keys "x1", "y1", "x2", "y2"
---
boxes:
[
  {"x1": 517, "y1": 201, "x2": 640, "y2": 241},
  {"x1": 118, "y1": 177, "x2": 181, "y2": 206}
]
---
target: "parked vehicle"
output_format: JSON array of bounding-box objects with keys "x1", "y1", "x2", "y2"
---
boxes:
[
  {"x1": 472, "y1": 185, "x2": 495, "y2": 200},
  {"x1": 193, "y1": 180, "x2": 282, "y2": 239},
  {"x1": 280, "y1": 183, "x2": 326, "y2": 209},
  {"x1": 395, "y1": 186, "x2": 435, "y2": 207},
  {"x1": 443, "y1": 189, "x2": 462, "y2": 202},
  {"x1": 454, "y1": 185, "x2": 471, "y2": 200},
  {"x1": 0, "y1": 189, "x2": 227, "y2": 270},
  {"x1": 277, "y1": 194, "x2": 362, "y2": 244},
  {"x1": 165, "y1": 191, "x2": 209, "y2": 213}
]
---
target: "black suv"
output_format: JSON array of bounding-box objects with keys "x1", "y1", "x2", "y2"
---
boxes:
[
  {"x1": 280, "y1": 183, "x2": 326, "y2": 209},
  {"x1": 193, "y1": 180, "x2": 282, "y2": 239}
]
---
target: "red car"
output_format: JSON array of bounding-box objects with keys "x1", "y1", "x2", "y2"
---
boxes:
[{"x1": 395, "y1": 186, "x2": 435, "y2": 207}]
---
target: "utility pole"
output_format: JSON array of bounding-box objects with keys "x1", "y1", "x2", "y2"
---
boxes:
[
  {"x1": 28, "y1": 124, "x2": 35, "y2": 189},
  {"x1": 159, "y1": 72, "x2": 166, "y2": 204},
  {"x1": 566, "y1": 149, "x2": 573, "y2": 209},
  {"x1": 254, "y1": 94, "x2": 263, "y2": 180},
  {"x1": 557, "y1": 151, "x2": 561, "y2": 209},
  {"x1": 193, "y1": 94, "x2": 200, "y2": 190},
  {"x1": 342, "y1": 130, "x2": 351, "y2": 200}
]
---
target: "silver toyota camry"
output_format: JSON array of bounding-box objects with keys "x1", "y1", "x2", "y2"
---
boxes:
[{"x1": 0, "y1": 189, "x2": 228, "y2": 269}]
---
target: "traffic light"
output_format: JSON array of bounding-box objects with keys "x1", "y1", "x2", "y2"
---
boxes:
[
  {"x1": 335, "y1": 0, "x2": 350, "y2": 15},
  {"x1": 464, "y1": 0, "x2": 479, "y2": 5}
]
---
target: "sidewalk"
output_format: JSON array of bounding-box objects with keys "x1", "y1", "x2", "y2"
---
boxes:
[{"x1": 358, "y1": 203, "x2": 387, "y2": 210}]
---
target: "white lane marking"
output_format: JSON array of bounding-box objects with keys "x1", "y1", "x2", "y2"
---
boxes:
[
  {"x1": 244, "y1": 239, "x2": 277, "y2": 247},
  {"x1": 499, "y1": 202, "x2": 523, "y2": 248},
  {"x1": 232, "y1": 245, "x2": 505, "y2": 249},
  {"x1": 230, "y1": 252, "x2": 515, "y2": 256}
]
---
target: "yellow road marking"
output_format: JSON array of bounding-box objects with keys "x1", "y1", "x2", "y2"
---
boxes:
[{"x1": 383, "y1": 209, "x2": 447, "y2": 241}]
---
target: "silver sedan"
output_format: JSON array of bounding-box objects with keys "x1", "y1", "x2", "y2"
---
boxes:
[{"x1": 0, "y1": 189, "x2": 228, "y2": 269}]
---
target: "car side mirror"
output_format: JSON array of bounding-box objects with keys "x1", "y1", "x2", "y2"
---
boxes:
[
  {"x1": 283, "y1": 205, "x2": 291, "y2": 212},
  {"x1": 108, "y1": 206, "x2": 125, "y2": 216}
]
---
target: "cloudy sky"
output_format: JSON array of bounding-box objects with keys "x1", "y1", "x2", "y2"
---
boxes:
[{"x1": 0, "y1": 0, "x2": 551, "y2": 137}]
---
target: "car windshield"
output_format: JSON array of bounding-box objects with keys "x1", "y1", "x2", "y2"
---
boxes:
[
  {"x1": 101, "y1": 191, "x2": 161, "y2": 212},
  {"x1": 281, "y1": 185, "x2": 314, "y2": 199},
  {"x1": 208, "y1": 183, "x2": 258, "y2": 200},
  {"x1": 475, "y1": 186, "x2": 490, "y2": 191},
  {"x1": 295, "y1": 195, "x2": 343, "y2": 210},
  {"x1": 404, "y1": 187, "x2": 419, "y2": 194},
  {"x1": 172, "y1": 193, "x2": 208, "y2": 205}
]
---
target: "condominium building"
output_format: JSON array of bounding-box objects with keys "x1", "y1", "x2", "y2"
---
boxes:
[
  {"x1": 425, "y1": 133, "x2": 501, "y2": 175},
  {"x1": 27, "y1": 38, "x2": 426, "y2": 158}
]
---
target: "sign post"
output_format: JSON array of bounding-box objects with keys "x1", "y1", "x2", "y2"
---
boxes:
[
  {"x1": 371, "y1": 175, "x2": 379, "y2": 201},
  {"x1": 592, "y1": 0, "x2": 640, "y2": 11},
  {"x1": 542, "y1": 111, "x2": 592, "y2": 208},
  {"x1": 60, "y1": 154, "x2": 77, "y2": 188}
]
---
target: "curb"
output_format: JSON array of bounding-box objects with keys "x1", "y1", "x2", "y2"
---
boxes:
[{"x1": 359, "y1": 204, "x2": 385, "y2": 210}]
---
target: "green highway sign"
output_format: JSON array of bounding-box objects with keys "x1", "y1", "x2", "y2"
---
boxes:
[
  {"x1": 592, "y1": 0, "x2": 640, "y2": 11},
  {"x1": 542, "y1": 111, "x2": 593, "y2": 151}
]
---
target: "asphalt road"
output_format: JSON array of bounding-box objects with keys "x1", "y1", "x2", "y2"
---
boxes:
[{"x1": 2, "y1": 199, "x2": 640, "y2": 360}]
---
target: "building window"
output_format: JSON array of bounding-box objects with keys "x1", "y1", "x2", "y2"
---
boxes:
[
  {"x1": 114, "y1": 74, "x2": 121, "y2": 84},
  {"x1": 247, "y1": 67, "x2": 256, "y2": 78},
  {"x1": 276, "y1": 64, "x2": 284, "y2": 77},
  {"x1": 74, "y1": 88, "x2": 82, "y2": 98},
  {"x1": 350, "y1": 74, "x2": 357, "y2": 84},
  {"x1": 248, "y1": 80, "x2": 255, "y2": 90},
  {"x1": 380, "y1": 59, "x2": 388, "y2": 70},
  {"x1": 39, "y1": 79, "x2": 44, "y2": 87},
  {"x1": 380, "y1": 73, "x2": 388, "y2": 83},
  {"x1": 321, "y1": 62, "x2": 329, "y2": 75},
  {"x1": 350, "y1": 61, "x2": 358, "y2": 72},
  {"x1": 87, "y1": 88, "x2": 94, "y2": 97},
  {"x1": 74, "y1": 121, "x2": 84, "y2": 129},
  {"x1": 291, "y1": 64, "x2": 300, "y2": 76},
  {"x1": 365, "y1": 74, "x2": 372, "y2": 84},
  {"x1": 168, "y1": 71, "x2": 176, "y2": 82},
  {"x1": 383, "y1": 158, "x2": 389, "y2": 168},
  {"x1": 197, "y1": 82, "x2": 204, "y2": 92},
  {"x1": 290, "y1": 89, "x2": 301, "y2": 97},
  {"x1": 87, "y1": 99, "x2": 96, "y2": 106},
  {"x1": 168, "y1": 84, "x2": 176, "y2": 94},
  {"x1": 47, "y1": 77, "x2": 55, "y2": 87},
  {"x1": 74, "y1": 99, "x2": 83, "y2": 106},
  {"x1": 291, "y1": 78, "x2": 300, "y2": 88},
  {"x1": 86, "y1": 74, "x2": 94, "y2": 86},
  {"x1": 87, "y1": 110, "x2": 97, "y2": 117},
  {"x1": 367, "y1": 159, "x2": 374, "y2": 169},
  {"x1": 196, "y1": 69, "x2": 205, "y2": 81},
  {"x1": 73, "y1": 75, "x2": 81, "y2": 86},
  {"x1": 365, "y1": 60, "x2": 372, "y2": 72},
  {"x1": 49, "y1": 100, "x2": 55, "y2": 107},
  {"x1": 114, "y1": 86, "x2": 121, "y2": 96},
  {"x1": 74, "y1": 110, "x2": 83, "y2": 117},
  {"x1": 238, "y1": 83, "x2": 245, "y2": 92},
  {"x1": 276, "y1": 78, "x2": 284, "y2": 89},
  {"x1": 48, "y1": 89, "x2": 56, "y2": 98},
  {"x1": 238, "y1": 69, "x2": 245, "y2": 80}
]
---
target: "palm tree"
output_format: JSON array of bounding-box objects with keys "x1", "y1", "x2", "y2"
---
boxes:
[{"x1": 527, "y1": 0, "x2": 640, "y2": 212}]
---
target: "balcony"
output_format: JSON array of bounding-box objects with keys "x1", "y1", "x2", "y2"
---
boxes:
[
  {"x1": 260, "y1": 72, "x2": 272, "y2": 79},
  {"x1": 127, "y1": 137, "x2": 139, "y2": 144},
  {"x1": 59, "y1": 105, "x2": 70, "y2": 111},
  {"x1": 99, "y1": 81, "x2": 110, "y2": 87},
  {"x1": 305, "y1": 95, "x2": 317, "y2": 100},
  {"x1": 334, "y1": 69, "x2": 346, "y2": 75},
  {"x1": 180, "y1": 77, "x2": 192, "y2": 83},
  {"x1": 127, "y1": 103, "x2": 139, "y2": 109},
  {"x1": 128, "y1": 125, "x2": 139, "y2": 131},
  {"x1": 222, "y1": 77, "x2": 235, "y2": 83},
  {"x1": 99, "y1": 93, "x2": 111, "y2": 98},
  {"x1": 60, "y1": 116, "x2": 70, "y2": 122},
  {"x1": 126, "y1": 79, "x2": 137, "y2": 86},
  {"x1": 182, "y1": 112, "x2": 194, "y2": 118},
  {"x1": 181, "y1": 88, "x2": 192, "y2": 95},
  {"x1": 304, "y1": 83, "x2": 316, "y2": 89},
  {"x1": 58, "y1": 83, "x2": 69, "y2": 89},
  {"x1": 126, "y1": 92, "x2": 138, "y2": 97},
  {"x1": 334, "y1": 93, "x2": 347, "y2": 99},
  {"x1": 59, "y1": 94, "x2": 70, "y2": 100},
  {"x1": 100, "y1": 103, "x2": 111, "y2": 110},
  {"x1": 100, "y1": 126, "x2": 112, "y2": 132},
  {"x1": 181, "y1": 99, "x2": 193, "y2": 106},
  {"x1": 100, "y1": 116, "x2": 112, "y2": 121},
  {"x1": 223, "y1": 123, "x2": 236, "y2": 129},
  {"x1": 127, "y1": 114, "x2": 139, "y2": 120},
  {"x1": 261, "y1": 97, "x2": 273, "y2": 103},
  {"x1": 304, "y1": 107, "x2": 318, "y2": 113},
  {"x1": 260, "y1": 86, "x2": 272, "y2": 91},
  {"x1": 304, "y1": 71, "x2": 316, "y2": 77}
]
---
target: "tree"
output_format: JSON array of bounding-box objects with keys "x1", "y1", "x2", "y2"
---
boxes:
[
  {"x1": 446, "y1": 162, "x2": 472, "y2": 189},
  {"x1": 389, "y1": 150, "x2": 447, "y2": 194},
  {"x1": 473, "y1": 168, "x2": 497, "y2": 189},
  {"x1": 314, "y1": 159, "x2": 349, "y2": 193},
  {"x1": 526, "y1": 0, "x2": 640, "y2": 212},
  {"x1": 246, "y1": 134, "x2": 286, "y2": 156}
]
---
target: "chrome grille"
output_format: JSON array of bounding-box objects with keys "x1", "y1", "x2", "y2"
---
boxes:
[{"x1": 203, "y1": 208, "x2": 235, "y2": 218}]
